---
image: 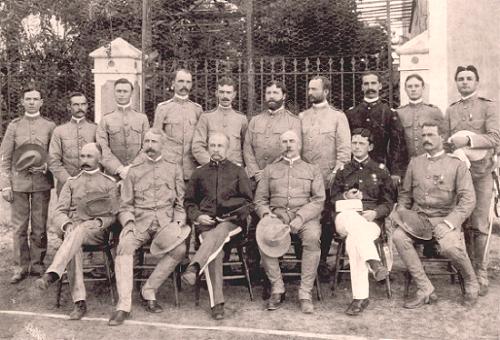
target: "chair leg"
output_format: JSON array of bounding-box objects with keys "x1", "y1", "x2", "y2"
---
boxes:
[
  {"x1": 135, "y1": 248, "x2": 145, "y2": 293},
  {"x1": 172, "y1": 270, "x2": 180, "y2": 307},
  {"x1": 237, "y1": 245, "x2": 254, "y2": 301},
  {"x1": 448, "y1": 262, "x2": 456, "y2": 284},
  {"x1": 377, "y1": 240, "x2": 392, "y2": 299},
  {"x1": 103, "y1": 247, "x2": 116, "y2": 305},
  {"x1": 315, "y1": 276, "x2": 323, "y2": 301},
  {"x1": 331, "y1": 240, "x2": 344, "y2": 295},
  {"x1": 195, "y1": 273, "x2": 201, "y2": 306},
  {"x1": 56, "y1": 277, "x2": 64, "y2": 308},
  {"x1": 457, "y1": 271, "x2": 466, "y2": 296}
]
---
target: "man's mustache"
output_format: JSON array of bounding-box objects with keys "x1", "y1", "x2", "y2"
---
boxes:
[
  {"x1": 365, "y1": 89, "x2": 377, "y2": 93},
  {"x1": 423, "y1": 142, "x2": 432, "y2": 146}
]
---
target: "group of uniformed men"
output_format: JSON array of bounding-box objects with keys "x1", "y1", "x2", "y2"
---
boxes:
[{"x1": 0, "y1": 64, "x2": 498, "y2": 324}]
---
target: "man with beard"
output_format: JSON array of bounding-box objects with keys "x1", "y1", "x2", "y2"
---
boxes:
[
  {"x1": 49, "y1": 92, "x2": 97, "y2": 194},
  {"x1": 153, "y1": 68, "x2": 203, "y2": 181},
  {"x1": 96, "y1": 78, "x2": 150, "y2": 180},
  {"x1": 182, "y1": 132, "x2": 253, "y2": 320},
  {"x1": 393, "y1": 122, "x2": 478, "y2": 308},
  {"x1": 397, "y1": 74, "x2": 444, "y2": 158},
  {"x1": 0, "y1": 87, "x2": 56, "y2": 283},
  {"x1": 346, "y1": 72, "x2": 408, "y2": 180},
  {"x1": 109, "y1": 128, "x2": 189, "y2": 326},
  {"x1": 299, "y1": 76, "x2": 351, "y2": 280},
  {"x1": 444, "y1": 65, "x2": 500, "y2": 296},
  {"x1": 255, "y1": 130, "x2": 325, "y2": 314},
  {"x1": 35, "y1": 143, "x2": 119, "y2": 320},
  {"x1": 192, "y1": 77, "x2": 248, "y2": 166}
]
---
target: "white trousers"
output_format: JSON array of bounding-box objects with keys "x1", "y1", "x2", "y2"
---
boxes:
[{"x1": 335, "y1": 211, "x2": 381, "y2": 299}]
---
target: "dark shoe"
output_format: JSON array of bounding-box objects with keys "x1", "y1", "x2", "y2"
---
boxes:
[
  {"x1": 345, "y1": 299, "x2": 370, "y2": 316},
  {"x1": 143, "y1": 300, "x2": 163, "y2": 313},
  {"x1": 478, "y1": 283, "x2": 488, "y2": 297},
  {"x1": 34, "y1": 273, "x2": 58, "y2": 290},
  {"x1": 463, "y1": 291, "x2": 478, "y2": 307},
  {"x1": 211, "y1": 303, "x2": 224, "y2": 320},
  {"x1": 69, "y1": 301, "x2": 87, "y2": 320},
  {"x1": 10, "y1": 271, "x2": 27, "y2": 284},
  {"x1": 299, "y1": 299, "x2": 314, "y2": 314},
  {"x1": 181, "y1": 265, "x2": 197, "y2": 286},
  {"x1": 267, "y1": 293, "x2": 285, "y2": 311},
  {"x1": 404, "y1": 290, "x2": 438, "y2": 309},
  {"x1": 108, "y1": 310, "x2": 129, "y2": 326},
  {"x1": 368, "y1": 260, "x2": 388, "y2": 282}
]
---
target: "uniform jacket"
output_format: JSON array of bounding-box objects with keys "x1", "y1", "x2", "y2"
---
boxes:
[
  {"x1": 153, "y1": 96, "x2": 203, "y2": 180},
  {"x1": 118, "y1": 156, "x2": 186, "y2": 233},
  {"x1": 48, "y1": 118, "x2": 97, "y2": 186},
  {"x1": 347, "y1": 100, "x2": 408, "y2": 177},
  {"x1": 330, "y1": 157, "x2": 394, "y2": 220},
  {"x1": 255, "y1": 157, "x2": 325, "y2": 223},
  {"x1": 0, "y1": 114, "x2": 56, "y2": 192},
  {"x1": 96, "y1": 106, "x2": 150, "y2": 175},
  {"x1": 243, "y1": 108, "x2": 301, "y2": 178},
  {"x1": 191, "y1": 106, "x2": 248, "y2": 166},
  {"x1": 444, "y1": 94, "x2": 500, "y2": 178},
  {"x1": 185, "y1": 159, "x2": 253, "y2": 226},
  {"x1": 398, "y1": 152, "x2": 476, "y2": 228},
  {"x1": 299, "y1": 102, "x2": 351, "y2": 185},
  {"x1": 397, "y1": 102, "x2": 443, "y2": 158},
  {"x1": 53, "y1": 169, "x2": 118, "y2": 229}
]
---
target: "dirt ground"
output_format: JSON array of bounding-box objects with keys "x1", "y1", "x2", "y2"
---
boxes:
[{"x1": 0, "y1": 195, "x2": 499, "y2": 340}]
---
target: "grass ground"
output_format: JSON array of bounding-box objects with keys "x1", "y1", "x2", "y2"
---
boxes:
[{"x1": 0, "y1": 194, "x2": 499, "y2": 340}]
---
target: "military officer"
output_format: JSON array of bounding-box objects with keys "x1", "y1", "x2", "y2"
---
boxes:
[
  {"x1": 347, "y1": 72, "x2": 408, "y2": 179},
  {"x1": 0, "y1": 88, "x2": 56, "y2": 283},
  {"x1": 331, "y1": 128, "x2": 394, "y2": 316},
  {"x1": 182, "y1": 132, "x2": 253, "y2": 320},
  {"x1": 299, "y1": 76, "x2": 351, "y2": 280},
  {"x1": 35, "y1": 143, "x2": 119, "y2": 320},
  {"x1": 444, "y1": 65, "x2": 500, "y2": 296},
  {"x1": 191, "y1": 77, "x2": 248, "y2": 166},
  {"x1": 49, "y1": 92, "x2": 97, "y2": 194},
  {"x1": 393, "y1": 122, "x2": 479, "y2": 308},
  {"x1": 96, "y1": 78, "x2": 150, "y2": 179},
  {"x1": 255, "y1": 130, "x2": 325, "y2": 314},
  {"x1": 109, "y1": 129, "x2": 189, "y2": 326},
  {"x1": 397, "y1": 74, "x2": 444, "y2": 158},
  {"x1": 152, "y1": 68, "x2": 203, "y2": 181}
]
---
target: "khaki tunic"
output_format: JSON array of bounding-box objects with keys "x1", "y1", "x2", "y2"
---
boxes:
[
  {"x1": 48, "y1": 118, "x2": 97, "y2": 187},
  {"x1": 118, "y1": 156, "x2": 186, "y2": 233},
  {"x1": 153, "y1": 96, "x2": 203, "y2": 180},
  {"x1": 53, "y1": 170, "x2": 119, "y2": 229},
  {"x1": 398, "y1": 153, "x2": 476, "y2": 228},
  {"x1": 96, "y1": 107, "x2": 150, "y2": 175},
  {"x1": 191, "y1": 106, "x2": 248, "y2": 166},
  {"x1": 397, "y1": 102, "x2": 443, "y2": 158},
  {"x1": 0, "y1": 115, "x2": 56, "y2": 192},
  {"x1": 255, "y1": 157, "x2": 325, "y2": 223},
  {"x1": 299, "y1": 103, "x2": 351, "y2": 184},
  {"x1": 243, "y1": 108, "x2": 301, "y2": 178}
]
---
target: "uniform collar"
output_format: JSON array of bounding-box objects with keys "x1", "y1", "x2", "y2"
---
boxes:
[
  {"x1": 352, "y1": 156, "x2": 370, "y2": 169},
  {"x1": 312, "y1": 100, "x2": 328, "y2": 109},
  {"x1": 146, "y1": 155, "x2": 162, "y2": 162},
  {"x1": 461, "y1": 91, "x2": 477, "y2": 101},
  {"x1": 218, "y1": 104, "x2": 233, "y2": 111},
  {"x1": 71, "y1": 116, "x2": 85, "y2": 124},
  {"x1": 363, "y1": 97, "x2": 379, "y2": 104},
  {"x1": 82, "y1": 168, "x2": 100, "y2": 175},
  {"x1": 174, "y1": 93, "x2": 189, "y2": 101},
  {"x1": 426, "y1": 150, "x2": 445, "y2": 159},
  {"x1": 409, "y1": 98, "x2": 423, "y2": 105},
  {"x1": 268, "y1": 106, "x2": 284, "y2": 115},
  {"x1": 282, "y1": 155, "x2": 301, "y2": 165},
  {"x1": 24, "y1": 111, "x2": 40, "y2": 118},
  {"x1": 209, "y1": 158, "x2": 227, "y2": 167},
  {"x1": 117, "y1": 103, "x2": 131, "y2": 111}
]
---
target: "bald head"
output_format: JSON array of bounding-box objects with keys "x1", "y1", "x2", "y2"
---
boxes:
[
  {"x1": 80, "y1": 143, "x2": 101, "y2": 171},
  {"x1": 280, "y1": 130, "x2": 301, "y2": 158}
]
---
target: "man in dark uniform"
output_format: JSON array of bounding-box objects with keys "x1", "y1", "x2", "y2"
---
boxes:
[
  {"x1": 0, "y1": 88, "x2": 56, "y2": 283},
  {"x1": 182, "y1": 132, "x2": 253, "y2": 320},
  {"x1": 444, "y1": 65, "x2": 500, "y2": 296},
  {"x1": 331, "y1": 128, "x2": 394, "y2": 316},
  {"x1": 346, "y1": 72, "x2": 408, "y2": 181}
]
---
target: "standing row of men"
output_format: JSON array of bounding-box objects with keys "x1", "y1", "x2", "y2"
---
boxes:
[{"x1": 0, "y1": 64, "x2": 497, "y2": 320}]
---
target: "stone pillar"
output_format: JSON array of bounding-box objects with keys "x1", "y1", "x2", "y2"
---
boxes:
[{"x1": 89, "y1": 37, "x2": 143, "y2": 123}]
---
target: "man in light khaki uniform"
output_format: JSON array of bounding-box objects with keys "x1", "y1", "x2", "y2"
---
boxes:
[
  {"x1": 35, "y1": 143, "x2": 118, "y2": 320},
  {"x1": 153, "y1": 69, "x2": 203, "y2": 181},
  {"x1": 96, "y1": 78, "x2": 150, "y2": 179},
  {"x1": 49, "y1": 92, "x2": 97, "y2": 194},
  {"x1": 299, "y1": 76, "x2": 351, "y2": 279},
  {"x1": 255, "y1": 130, "x2": 325, "y2": 314},
  {"x1": 444, "y1": 65, "x2": 500, "y2": 296},
  {"x1": 0, "y1": 88, "x2": 56, "y2": 283},
  {"x1": 109, "y1": 129, "x2": 189, "y2": 326},
  {"x1": 192, "y1": 77, "x2": 248, "y2": 166}
]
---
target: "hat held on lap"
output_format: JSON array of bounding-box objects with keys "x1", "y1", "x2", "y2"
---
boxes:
[
  {"x1": 449, "y1": 130, "x2": 487, "y2": 162},
  {"x1": 12, "y1": 143, "x2": 48, "y2": 172},
  {"x1": 256, "y1": 215, "x2": 291, "y2": 258},
  {"x1": 150, "y1": 222, "x2": 191, "y2": 257},
  {"x1": 76, "y1": 191, "x2": 119, "y2": 221},
  {"x1": 335, "y1": 199, "x2": 363, "y2": 213},
  {"x1": 394, "y1": 209, "x2": 434, "y2": 240}
]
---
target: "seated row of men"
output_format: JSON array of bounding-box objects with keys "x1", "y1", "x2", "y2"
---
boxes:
[{"x1": 30, "y1": 123, "x2": 482, "y2": 325}]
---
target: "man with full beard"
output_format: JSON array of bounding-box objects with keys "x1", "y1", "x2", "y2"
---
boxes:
[{"x1": 299, "y1": 76, "x2": 351, "y2": 280}]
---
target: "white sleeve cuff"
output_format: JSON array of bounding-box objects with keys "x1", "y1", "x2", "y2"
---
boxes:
[{"x1": 443, "y1": 220, "x2": 455, "y2": 230}]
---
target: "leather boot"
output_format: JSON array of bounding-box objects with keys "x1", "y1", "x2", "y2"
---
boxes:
[
  {"x1": 267, "y1": 293, "x2": 285, "y2": 310},
  {"x1": 404, "y1": 289, "x2": 438, "y2": 309},
  {"x1": 69, "y1": 300, "x2": 87, "y2": 320}
]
